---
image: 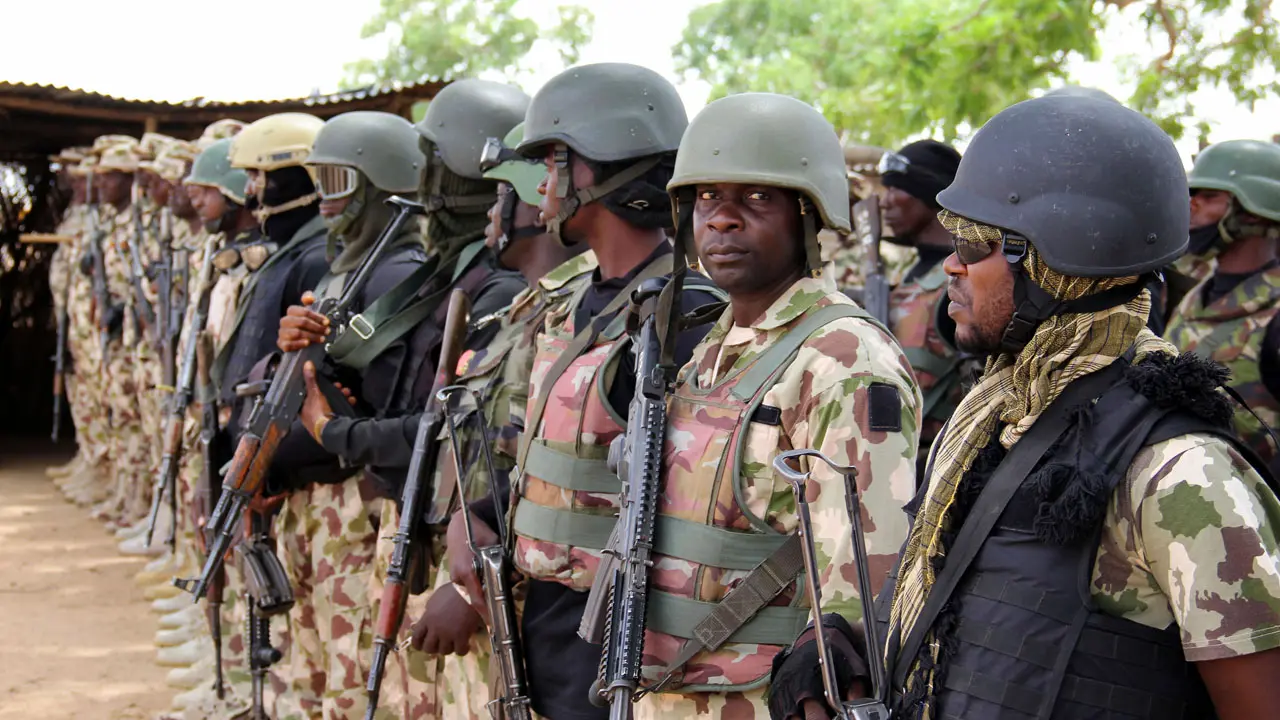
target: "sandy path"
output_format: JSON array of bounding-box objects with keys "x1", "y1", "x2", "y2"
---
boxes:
[{"x1": 0, "y1": 449, "x2": 174, "y2": 720}]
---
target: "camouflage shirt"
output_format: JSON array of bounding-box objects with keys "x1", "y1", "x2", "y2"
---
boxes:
[
  {"x1": 1165, "y1": 265, "x2": 1280, "y2": 467},
  {"x1": 1093, "y1": 432, "x2": 1280, "y2": 660},
  {"x1": 640, "y1": 274, "x2": 921, "y2": 693},
  {"x1": 50, "y1": 204, "x2": 87, "y2": 315},
  {"x1": 888, "y1": 260, "x2": 962, "y2": 462},
  {"x1": 431, "y1": 251, "x2": 598, "y2": 524}
]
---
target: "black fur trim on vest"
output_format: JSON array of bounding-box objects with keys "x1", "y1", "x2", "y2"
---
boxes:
[{"x1": 1029, "y1": 352, "x2": 1234, "y2": 546}]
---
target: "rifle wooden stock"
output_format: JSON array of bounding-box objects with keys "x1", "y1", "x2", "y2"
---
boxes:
[
  {"x1": 366, "y1": 288, "x2": 471, "y2": 720},
  {"x1": 20, "y1": 233, "x2": 74, "y2": 244},
  {"x1": 52, "y1": 373, "x2": 63, "y2": 397}
]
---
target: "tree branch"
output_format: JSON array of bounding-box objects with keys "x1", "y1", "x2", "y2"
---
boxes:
[
  {"x1": 1153, "y1": 0, "x2": 1178, "y2": 72},
  {"x1": 949, "y1": 0, "x2": 993, "y2": 32}
]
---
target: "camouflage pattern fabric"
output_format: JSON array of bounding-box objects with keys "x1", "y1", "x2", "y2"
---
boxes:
[
  {"x1": 1091, "y1": 432, "x2": 1280, "y2": 660},
  {"x1": 1165, "y1": 265, "x2": 1280, "y2": 467},
  {"x1": 633, "y1": 274, "x2": 920, "y2": 715},
  {"x1": 275, "y1": 481, "x2": 382, "y2": 719},
  {"x1": 53, "y1": 205, "x2": 92, "y2": 451},
  {"x1": 888, "y1": 260, "x2": 962, "y2": 464}
]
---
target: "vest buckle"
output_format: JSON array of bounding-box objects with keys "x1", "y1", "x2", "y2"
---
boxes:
[{"x1": 349, "y1": 313, "x2": 375, "y2": 341}]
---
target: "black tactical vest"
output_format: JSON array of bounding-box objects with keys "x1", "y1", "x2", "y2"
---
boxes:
[{"x1": 883, "y1": 353, "x2": 1275, "y2": 720}]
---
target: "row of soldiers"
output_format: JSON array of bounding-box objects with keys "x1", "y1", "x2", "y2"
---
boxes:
[{"x1": 42, "y1": 63, "x2": 1280, "y2": 720}]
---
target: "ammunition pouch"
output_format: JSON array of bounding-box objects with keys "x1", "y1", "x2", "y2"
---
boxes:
[{"x1": 236, "y1": 538, "x2": 295, "y2": 618}]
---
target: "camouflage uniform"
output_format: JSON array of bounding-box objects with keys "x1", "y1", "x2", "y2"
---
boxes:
[
  {"x1": 52, "y1": 203, "x2": 89, "y2": 449},
  {"x1": 888, "y1": 260, "x2": 962, "y2": 469},
  {"x1": 632, "y1": 275, "x2": 920, "y2": 719},
  {"x1": 1164, "y1": 265, "x2": 1280, "y2": 468},
  {"x1": 67, "y1": 196, "x2": 115, "y2": 499}
]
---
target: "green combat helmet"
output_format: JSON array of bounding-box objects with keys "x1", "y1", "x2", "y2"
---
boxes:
[
  {"x1": 184, "y1": 137, "x2": 250, "y2": 204},
  {"x1": 415, "y1": 79, "x2": 529, "y2": 214},
  {"x1": 482, "y1": 122, "x2": 547, "y2": 255},
  {"x1": 517, "y1": 62, "x2": 689, "y2": 241},
  {"x1": 668, "y1": 92, "x2": 851, "y2": 277},
  {"x1": 1189, "y1": 139, "x2": 1280, "y2": 224},
  {"x1": 307, "y1": 110, "x2": 424, "y2": 195}
]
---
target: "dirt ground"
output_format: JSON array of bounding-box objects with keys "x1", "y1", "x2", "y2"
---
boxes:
[{"x1": 0, "y1": 448, "x2": 174, "y2": 720}]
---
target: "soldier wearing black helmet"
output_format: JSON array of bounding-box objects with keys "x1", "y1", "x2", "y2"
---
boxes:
[
  {"x1": 772, "y1": 95, "x2": 1280, "y2": 720},
  {"x1": 442, "y1": 62, "x2": 724, "y2": 720}
]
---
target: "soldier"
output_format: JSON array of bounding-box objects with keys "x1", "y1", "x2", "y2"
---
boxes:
[
  {"x1": 47, "y1": 147, "x2": 91, "y2": 483},
  {"x1": 877, "y1": 140, "x2": 964, "y2": 474},
  {"x1": 772, "y1": 95, "x2": 1280, "y2": 720},
  {"x1": 587, "y1": 92, "x2": 917, "y2": 719},
  {"x1": 409, "y1": 122, "x2": 595, "y2": 719},
  {"x1": 276, "y1": 81, "x2": 528, "y2": 718},
  {"x1": 249, "y1": 110, "x2": 429, "y2": 720},
  {"x1": 445, "y1": 62, "x2": 723, "y2": 720}
]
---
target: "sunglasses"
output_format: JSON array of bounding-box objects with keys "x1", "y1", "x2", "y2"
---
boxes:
[
  {"x1": 313, "y1": 165, "x2": 359, "y2": 201},
  {"x1": 950, "y1": 231, "x2": 1029, "y2": 266}
]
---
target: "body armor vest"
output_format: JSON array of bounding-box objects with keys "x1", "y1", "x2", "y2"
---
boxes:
[
  {"x1": 641, "y1": 301, "x2": 873, "y2": 693},
  {"x1": 884, "y1": 353, "x2": 1274, "y2": 720}
]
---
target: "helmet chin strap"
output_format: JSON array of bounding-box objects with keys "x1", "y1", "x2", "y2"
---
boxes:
[
  {"x1": 252, "y1": 186, "x2": 318, "y2": 225},
  {"x1": 494, "y1": 190, "x2": 544, "y2": 260},
  {"x1": 543, "y1": 143, "x2": 662, "y2": 247},
  {"x1": 999, "y1": 233, "x2": 1152, "y2": 353}
]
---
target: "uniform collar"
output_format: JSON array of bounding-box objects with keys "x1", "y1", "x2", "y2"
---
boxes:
[
  {"x1": 539, "y1": 250, "x2": 598, "y2": 292},
  {"x1": 737, "y1": 274, "x2": 838, "y2": 332},
  {"x1": 1195, "y1": 263, "x2": 1280, "y2": 321}
]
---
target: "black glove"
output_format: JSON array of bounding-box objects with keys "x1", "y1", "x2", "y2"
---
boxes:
[
  {"x1": 101, "y1": 303, "x2": 125, "y2": 338},
  {"x1": 768, "y1": 613, "x2": 869, "y2": 720}
]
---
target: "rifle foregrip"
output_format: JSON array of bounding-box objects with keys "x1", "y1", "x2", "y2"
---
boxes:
[{"x1": 375, "y1": 579, "x2": 407, "y2": 638}]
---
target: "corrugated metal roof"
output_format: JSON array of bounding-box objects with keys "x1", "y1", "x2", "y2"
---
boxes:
[{"x1": 0, "y1": 78, "x2": 447, "y2": 109}]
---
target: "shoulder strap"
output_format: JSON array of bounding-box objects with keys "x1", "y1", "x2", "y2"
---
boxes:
[
  {"x1": 732, "y1": 303, "x2": 875, "y2": 402},
  {"x1": 888, "y1": 360, "x2": 1128, "y2": 687},
  {"x1": 515, "y1": 254, "x2": 672, "y2": 468}
]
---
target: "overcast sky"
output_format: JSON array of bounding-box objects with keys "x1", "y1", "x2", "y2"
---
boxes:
[{"x1": 4, "y1": 0, "x2": 1276, "y2": 163}]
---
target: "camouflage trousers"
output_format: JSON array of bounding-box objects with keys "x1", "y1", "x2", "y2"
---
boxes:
[
  {"x1": 134, "y1": 353, "x2": 165, "y2": 476},
  {"x1": 101, "y1": 349, "x2": 152, "y2": 524},
  {"x1": 68, "y1": 293, "x2": 111, "y2": 475},
  {"x1": 276, "y1": 480, "x2": 382, "y2": 720},
  {"x1": 633, "y1": 688, "x2": 769, "y2": 719}
]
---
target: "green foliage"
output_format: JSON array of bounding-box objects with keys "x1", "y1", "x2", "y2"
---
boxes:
[
  {"x1": 345, "y1": 0, "x2": 595, "y2": 87},
  {"x1": 675, "y1": 0, "x2": 1280, "y2": 146}
]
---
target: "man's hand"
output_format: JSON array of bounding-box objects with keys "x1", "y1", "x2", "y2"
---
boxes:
[
  {"x1": 277, "y1": 291, "x2": 329, "y2": 353},
  {"x1": 410, "y1": 583, "x2": 483, "y2": 656},
  {"x1": 446, "y1": 509, "x2": 498, "y2": 618},
  {"x1": 299, "y1": 361, "x2": 356, "y2": 443}
]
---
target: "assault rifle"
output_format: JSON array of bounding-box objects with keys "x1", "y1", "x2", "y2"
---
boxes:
[
  {"x1": 155, "y1": 209, "x2": 185, "y2": 392},
  {"x1": 438, "y1": 384, "x2": 532, "y2": 720},
  {"x1": 175, "y1": 196, "x2": 427, "y2": 600},
  {"x1": 128, "y1": 198, "x2": 158, "y2": 343},
  {"x1": 192, "y1": 331, "x2": 227, "y2": 702},
  {"x1": 589, "y1": 278, "x2": 672, "y2": 720},
  {"x1": 238, "y1": 508, "x2": 294, "y2": 720},
  {"x1": 51, "y1": 247, "x2": 72, "y2": 442},
  {"x1": 83, "y1": 170, "x2": 113, "y2": 366},
  {"x1": 365, "y1": 288, "x2": 471, "y2": 720},
  {"x1": 853, "y1": 195, "x2": 890, "y2": 327},
  {"x1": 146, "y1": 231, "x2": 221, "y2": 548},
  {"x1": 772, "y1": 450, "x2": 889, "y2": 720}
]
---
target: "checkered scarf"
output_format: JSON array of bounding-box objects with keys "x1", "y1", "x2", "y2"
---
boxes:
[{"x1": 887, "y1": 210, "x2": 1174, "y2": 716}]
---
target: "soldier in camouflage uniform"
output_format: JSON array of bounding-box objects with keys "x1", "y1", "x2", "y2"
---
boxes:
[
  {"x1": 48, "y1": 148, "x2": 91, "y2": 482},
  {"x1": 1165, "y1": 139, "x2": 1280, "y2": 472},
  {"x1": 877, "y1": 140, "x2": 964, "y2": 475},
  {"x1": 600, "y1": 92, "x2": 919, "y2": 720},
  {"x1": 773, "y1": 95, "x2": 1280, "y2": 720}
]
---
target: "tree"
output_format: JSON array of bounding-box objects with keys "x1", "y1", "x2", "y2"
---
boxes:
[
  {"x1": 345, "y1": 0, "x2": 594, "y2": 87},
  {"x1": 674, "y1": 0, "x2": 1280, "y2": 146}
]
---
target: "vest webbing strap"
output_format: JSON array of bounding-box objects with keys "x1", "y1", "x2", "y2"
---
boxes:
[
  {"x1": 522, "y1": 442, "x2": 618, "y2": 494},
  {"x1": 328, "y1": 239, "x2": 486, "y2": 371},
  {"x1": 510, "y1": 500, "x2": 616, "y2": 550},
  {"x1": 888, "y1": 361, "x2": 1127, "y2": 688},
  {"x1": 652, "y1": 515, "x2": 792, "y2": 571},
  {"x1": 644, "y1": 547, "x2": 809, "y2": 650},
  {"x1": 731, "y1": 303, "x2": 881, "y2": 402},
  {"x1": 515, "y1": 253, "x2": 673, "y2": 469}
]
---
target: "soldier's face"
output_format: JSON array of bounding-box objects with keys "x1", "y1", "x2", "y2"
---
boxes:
[
  {"x1": 96, "y1": 172, "x2": 133, "y2": 206},
  {"x1": 693, "y1": 182, "x2": 805, "y2": 298},
  {"x1": 944, "y1": 240, "x2": 1014, "y2": 354},
  {"x1": 169, "y1": 178, "x2": 196, "y2": 218},
  {"x1": 144, "y1": 172, "x2": 171, "y2": 207},
  {"x1": 319, "y1": 196, "x2": 351, "y2": 219},
  {"x1": 879, "y1": 186, "x2": 932, "y2": 241},
  {"x1": 538, "y1": 149, "x2": 596, "y2": 244},
  {"x1": 1190, "y1": 189, "x2": 1232, "y2": 229},
  {"x1": 188, "y1": 185, "x2": 229, "y2": 223}
]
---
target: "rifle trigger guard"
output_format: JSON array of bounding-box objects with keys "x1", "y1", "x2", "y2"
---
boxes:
[{"x1": 349, "y1": 313, "x2": 375, "y2": 341}]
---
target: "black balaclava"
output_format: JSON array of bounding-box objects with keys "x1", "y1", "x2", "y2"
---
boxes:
[{"x1": 261, "y1": 166, "x2": 320, "y2": 244}]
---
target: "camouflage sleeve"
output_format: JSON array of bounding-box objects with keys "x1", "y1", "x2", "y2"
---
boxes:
[
  {"x1": 1120, "y1": 434, "x2": 1280, "y2": 661},
  {"x1": 798, "y1": 319, "x2": 921, "y2": 625}
]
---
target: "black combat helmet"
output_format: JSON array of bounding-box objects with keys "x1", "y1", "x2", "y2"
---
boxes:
[{"x1": 938, "y1": 95, "x2": 1189, "y2": 277}]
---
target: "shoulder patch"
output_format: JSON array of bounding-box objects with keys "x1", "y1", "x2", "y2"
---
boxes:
[{"x1": 868, "y1": 382, "x2": 902, "y2": 432}]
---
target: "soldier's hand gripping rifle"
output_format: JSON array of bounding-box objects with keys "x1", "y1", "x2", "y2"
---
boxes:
[
  {"x1": 589, "y1": 277, "x2": 673, "y2": 720},
  {"x1": 128, "y1": 197, "x2": 158, "y2": 344},
  {"x1": 853, "y1": 195, "x2": 890, "y2": 327},
  {"x1": 51, "y1": 246, "x2": 73, "y2": 442},
  {"x1": 176, "y1": 196, "x2": 427, "y2": 600},
  {"x1": 146, "y1": 231, "x2": 222, "y2": 548},
  {"x1": 772, "y1": 450, "x2": 889, "y2": 720},
  {"x1": 365, "y1": 288, "x2": 471, "y2": 720},
  {"x1": 438, "y1": 384, "x2": 532, "y2": 720}
]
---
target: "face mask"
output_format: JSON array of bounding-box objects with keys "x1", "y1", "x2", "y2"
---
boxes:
[{"x1": 1187, "y1": 223, "x2": 1222, "y2": 256}]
